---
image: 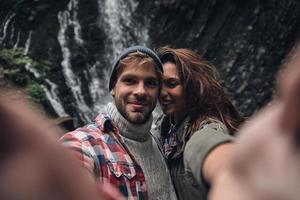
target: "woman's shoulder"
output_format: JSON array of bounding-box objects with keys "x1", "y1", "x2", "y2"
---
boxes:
[{"x1": 197, "y1": 118, "x2": 229, "y2": 135}]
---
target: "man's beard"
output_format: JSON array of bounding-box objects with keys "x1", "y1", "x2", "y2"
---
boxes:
[{"x1": 115, "y1": 100, "x2": 155, "y2": 124}]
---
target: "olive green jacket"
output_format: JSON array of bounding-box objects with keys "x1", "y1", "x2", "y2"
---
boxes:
[{"x1": 151, "y1": 115, "x2": 234, "y2": 200}]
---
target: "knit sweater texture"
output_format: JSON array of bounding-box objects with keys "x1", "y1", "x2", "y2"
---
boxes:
[{"x1": 105, "y1": 103, "x2": 177, "y2": 200}]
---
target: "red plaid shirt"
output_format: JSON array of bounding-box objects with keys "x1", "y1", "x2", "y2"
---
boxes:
[{"x1": 61, "y1": 113, "x2": 148, "y2": 200}]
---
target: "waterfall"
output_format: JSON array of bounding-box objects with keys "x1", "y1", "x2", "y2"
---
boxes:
[
  {"x1": 0, "y1": 11, "x2": 69, "y2": 118},
  {"x1": 99, "y1": 0, "x2": 149, "y2": 60},
  {"x1": 86, "y1": 62, "x2": 111, "y2": 112},
  {"x1": 24, "y1": 31, "x2": 32, "y2": 55},
  {"x1": 13, "y1": 32, "x2": 20, "y2": 49},
  {"x1": 24, "y1": 63, "x2": 68, "y2": 117},
  {"x1": 89, "y1": 0, "x2": 150, "y2": 113},
  {"x1": 67, "y1": 0, "x2": 84, "y2": 45},
  {"x1": 24, "y1": 63, "x2": 40, "y2": 78},
  {"x1": 21, "y1": 30, "x2": 68, "y2": 118},
  {"x1": 43, "y1": 80, "x2": 68, "y2": 116},
  {"x1": 54, "y1": 0, "x2": 151, "y2": 122},
  {"x1": 57, "y1": 0, "x2": 92, "y2": 122},
  {"x1": 97, "y1": 0, "x2": 161, "y2": 119},
  {"x1": 0, "y1": 13, "x2": 15, "y2": 44},
  {"x1": 1, "y1": 0, "x2": 152, "y2": 124}
]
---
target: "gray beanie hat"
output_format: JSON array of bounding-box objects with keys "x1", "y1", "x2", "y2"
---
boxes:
[{"x1": 108, "y1": 45, "x2": 163, "y2": 91}]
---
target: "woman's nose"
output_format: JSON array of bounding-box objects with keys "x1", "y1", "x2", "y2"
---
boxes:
[{"x1": 160, "y1": 84, "x2": 168, "y2": 98}]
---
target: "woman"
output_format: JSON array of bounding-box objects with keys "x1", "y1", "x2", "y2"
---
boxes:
[{"x1": 152, "y1": 47, "x2": 243, "y2": 200}]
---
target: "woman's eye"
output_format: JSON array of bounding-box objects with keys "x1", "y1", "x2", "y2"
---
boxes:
[{"x1": 165, "y1": 80, "x2": 178, "y2": 88}]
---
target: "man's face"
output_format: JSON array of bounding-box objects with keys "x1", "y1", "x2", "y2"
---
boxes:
[{"x1": 112, "y1": 62, "x2": 160, "y2": 124}]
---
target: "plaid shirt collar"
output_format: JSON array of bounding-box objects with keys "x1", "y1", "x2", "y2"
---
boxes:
[{"x1": 93, "y1": 113, "x2": 148, "y2": 199}]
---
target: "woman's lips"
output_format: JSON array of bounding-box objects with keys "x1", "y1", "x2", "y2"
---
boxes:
[{"x1": 160, "y1": 100, "x2": 173, "y2": 107}]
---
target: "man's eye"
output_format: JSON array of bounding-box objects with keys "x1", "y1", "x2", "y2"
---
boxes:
[
  {"x1": 122, "y1": 78, "x2": 136, "y2": 85},
  {"x1": 145, "y1": 79, "x2": 158, "y2": 88}
]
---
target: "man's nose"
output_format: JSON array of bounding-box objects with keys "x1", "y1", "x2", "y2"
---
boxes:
[{"x1": 133, "y1": 82, "x2": 147, "y2": 96}]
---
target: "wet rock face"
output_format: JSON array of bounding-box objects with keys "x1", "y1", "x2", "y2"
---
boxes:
[
  {"x1": 146, "y1": 0, "x2": 300, "y2": 116},
  {"x1": 1, "y1": 0, "x2": 300, "y2": 125}
]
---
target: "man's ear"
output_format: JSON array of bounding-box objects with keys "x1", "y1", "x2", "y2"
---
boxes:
[{"x1": 110, "y1": 89, "x2": 115, "y2": 97}]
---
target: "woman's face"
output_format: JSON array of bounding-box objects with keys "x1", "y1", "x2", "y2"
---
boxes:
[{"x1": 159, "y1": 62, "x2": 186, "y2": 121}]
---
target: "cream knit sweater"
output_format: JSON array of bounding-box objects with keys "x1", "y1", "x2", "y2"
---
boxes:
[{"x1": 105, "y1": 103, "x2": 177, "y2": 200}]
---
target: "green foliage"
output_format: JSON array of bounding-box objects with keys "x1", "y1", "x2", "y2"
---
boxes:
[
  {"x1": 0, "y1": 48, "x2": 49, "y2": 76},
  {"x1": 3, "y1": 68, "x2": 28, "y2": 85},
  {"x1": 31, "y1": 60, "x2": 50, "y2": 75},
  {"x1": 0, "y1": 48, "x2": 51, "y2": 106},
  {"x1": 26, "y1": 84, "x2": 47, "y2": 103},
  {"x1": 0, "y1": 48, "x2": 26, "y2": 64}
]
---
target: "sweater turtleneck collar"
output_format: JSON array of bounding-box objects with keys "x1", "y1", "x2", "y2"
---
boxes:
[{"x1": 105, "y1": 103, "x2": 152, "y2": 142}]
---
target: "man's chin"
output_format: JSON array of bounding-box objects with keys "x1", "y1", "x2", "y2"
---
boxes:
[{"x1": 127, "y1": 112, "x2": 148, "y2": 124}]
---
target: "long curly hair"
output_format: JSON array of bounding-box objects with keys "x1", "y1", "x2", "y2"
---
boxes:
[{"x1": 156, "y1": 47, "x2": 244, "y2": 135}]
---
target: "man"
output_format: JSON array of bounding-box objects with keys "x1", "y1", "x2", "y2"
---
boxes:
[
  {"x1": 209, "y1": 43, "x2": 300, "y2": 200},
  {"x1": 61, "y1": 46, "x2": 177, "y2": 200}
]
